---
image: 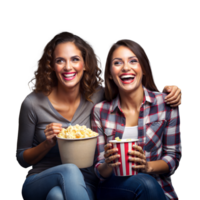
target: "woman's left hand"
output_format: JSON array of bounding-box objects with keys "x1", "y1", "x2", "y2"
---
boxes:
[
  {"x1": 128, "y1": 145, "x2": 150, "y2": 173},
  {"x1": 163, "y1": 85, "x2": 181, "y2": 107}
]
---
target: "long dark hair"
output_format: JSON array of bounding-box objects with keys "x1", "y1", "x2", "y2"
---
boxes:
[{"x1": 104, "y1": 39, "x2": 159, "y2": 101}]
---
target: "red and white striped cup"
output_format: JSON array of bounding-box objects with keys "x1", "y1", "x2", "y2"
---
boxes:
[{"x1": 110, "y1": 139, "x2": 139, "y2": 176}]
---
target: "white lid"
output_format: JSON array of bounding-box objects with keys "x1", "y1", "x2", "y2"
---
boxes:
[{"x1": 109, "y1": 139, "x2": 139, "y2": 143}]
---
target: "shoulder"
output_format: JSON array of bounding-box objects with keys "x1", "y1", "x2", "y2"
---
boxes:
[
  {"x1": 93, "y1": 99, "x2": 112, "y2": 114},
  {"x1": 21, "y1": 92, "x2": 46, "y2": 110},
  {"x1": 146, "y1": 89, "x2": 167, "y2": 106},
  {"x1": 91, "y1": 86, "x2": 105, "y2": 104},
  {"x1": 147, "y1": 90, "x2": 179, "y2": 120}
]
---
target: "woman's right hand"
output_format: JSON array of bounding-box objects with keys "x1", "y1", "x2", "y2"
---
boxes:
[
  {"x1": 104, "y1": 143, "x2": 121, "y2": 168},
  {"x1": 44, "y1": 123, "x2": 62, "y2": 148}
]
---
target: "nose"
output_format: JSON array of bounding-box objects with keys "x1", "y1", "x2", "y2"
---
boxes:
[
  {"x1": 64, "y1": 60, "x2": 72, "y2": 71},
  {"x1": 122, "y1": 61, "x2": 131, "y2": 71}
]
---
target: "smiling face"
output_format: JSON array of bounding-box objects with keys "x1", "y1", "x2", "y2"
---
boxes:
[
  {"x1": 110, "y1": 46, "x2": 143, "y2": 94},
  {"x1": 53, "y1": 42, "x2": 85, "y2": 90}
]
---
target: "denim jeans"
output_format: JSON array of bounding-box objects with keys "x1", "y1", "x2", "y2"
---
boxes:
[
  {"x1": 22, "y1": 164, "x2": 97, "y2": 200},
  {"x1": 97, "y1": 173, "x2": 168, "y2": 200}
]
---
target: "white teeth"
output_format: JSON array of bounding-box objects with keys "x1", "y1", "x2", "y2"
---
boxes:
[
  {"x1": 120, "y1": 75, "x2": 135, "y2": 79},
  {"x1": 63, "y1": 73, "x2": 76, "y2": 78}
]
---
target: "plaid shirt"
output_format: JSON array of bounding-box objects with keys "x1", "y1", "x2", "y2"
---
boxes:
[{"x1": 91, "y1": 87, "x2": 181, "y2": 200}]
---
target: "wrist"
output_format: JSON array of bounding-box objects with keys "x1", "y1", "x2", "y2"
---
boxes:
[
  {"x1": 145, "y1": 162, "x2": 153, "y2": 173},
  {"x1": 44, "y1": 140, "x2": 54, "y2": 149}
]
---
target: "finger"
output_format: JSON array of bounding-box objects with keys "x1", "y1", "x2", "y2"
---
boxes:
[
  {"x1": 44, "y1": 127, "x2": 62, "y2": 134},
  {"x1": 165, "y1": 89, "x2": 181, "y2": 102},
  {"x1": 129, "y1": 151, "x2": 146, "y2": 160},
  {"x1": 165, "y1": 93, "x2": 181, "y2": 105},
  {"x1": 104, "y1": 143, "x2": 112, "y2": 151},
  {"x1": 44, "y1": 126, "x2": 62, "y2": 133},
  {"x1": 50, "y1": 123, "x2": 62, "y2": 127},
  {"x1": 45, "y1": 123, "x2": 62, "y2": 129},
  {"x1": 129, "y1": 156, "x2": 146, "y2": 165},
  {"x1": 107, "y1": 162, "x2": 121, "y2": 168},
  {"x1": 45, "y1": 129, "x2": 61, "y2": 136},
  {"x1": 133, "y1": 165, "x2": 146, "y2": 170},
  {"x1": 165, "y1": 88, "x2": 181, "y2": 101},
  {"x1": 132, "y1": 145, "x2": 144, "y2": 154},
  {"x1": 105, "y1": 154, "x2": 120, "y2": 164},
  {"x1": 47, "y1": 124, "x2": 63, "y2": 130},
  {"x1": 164, "y1": 86, "x2": 176, "y2": 100},
  {"x1": 162, "y1": 86, "x2": 171, "y2": 93},
  {"x1": 104, "y1": 148, "x2": 118, "y2": 158}
]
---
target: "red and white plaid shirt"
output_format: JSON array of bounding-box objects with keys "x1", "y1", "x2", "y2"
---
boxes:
[{"x1": 91, "y1": 87, "x2": 181, "y2": 200}]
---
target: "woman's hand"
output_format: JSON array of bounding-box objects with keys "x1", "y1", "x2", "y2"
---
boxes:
[
  {"x1": 163, "y1": 85, "x2": 181, "y2": 107},
  {"x1": 44, "y1": 123, "x2": 62, "y2": 148},
  {"x1": 128, "y1": 145, "x2": 152, "y2": 173},
  {"x1": 104, "y1": 143, "x2": 121, "y2": 168}
]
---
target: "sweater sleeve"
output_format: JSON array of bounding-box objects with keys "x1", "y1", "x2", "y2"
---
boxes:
[{"x1": 16, "y1": 96, "x2": 37, "y2": 168}]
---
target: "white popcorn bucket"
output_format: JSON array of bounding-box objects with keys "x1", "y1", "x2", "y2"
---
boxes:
[
  {"x1": 110, "y1": 139, "x2": 139, "y2": 176},
  {"x1": 57, "y1": 134, "x2": 98, "y2": 168}
]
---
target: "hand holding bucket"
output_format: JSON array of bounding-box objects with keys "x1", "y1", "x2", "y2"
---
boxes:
[{"x1": 109, "y1": 139, "x2": 139, "y2": 176}]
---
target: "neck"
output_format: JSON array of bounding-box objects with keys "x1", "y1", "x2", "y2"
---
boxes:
[
  {"x1": 119, "y1": 84, "x2": 144, "y2": 110},
  {"x1": 52, "y1": 82, "x2": 81, "y2": 104}
]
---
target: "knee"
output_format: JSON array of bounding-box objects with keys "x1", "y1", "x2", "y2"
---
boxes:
[
  {"x1": 59, "y1": 164, "x2": 85, "y2": 184},
  {"x1": 136, "y1": 173, "x2": 160, "y2": 191},
  {"x1": 60, "y1": 163, "x2": 81, "y2": 175},
  {"x1": 46, "y1": 186, "x2": 64, "y2": 200}
]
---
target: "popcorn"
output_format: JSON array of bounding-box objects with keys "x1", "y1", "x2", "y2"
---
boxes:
[
  {"x1": 115, "y1": 137, "x2": 121, "y2": 141},
  {"x1": 115, "y1": 137, "x2": 132, "y2": 141},
  {"x1": 57, "y1": 124, "x2": 98, "y2": 139}
]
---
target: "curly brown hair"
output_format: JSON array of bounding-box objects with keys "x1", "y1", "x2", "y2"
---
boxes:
[
  {"x1": 105, "y1": 40, "x2": 159, "y2": 101},
  {"x1": 31, "y1": 32, "x2": 103, "y2": 101}
]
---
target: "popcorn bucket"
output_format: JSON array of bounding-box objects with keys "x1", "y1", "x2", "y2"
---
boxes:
[
  {"x1": 110, "y1": 139, "x2": 139, "y2": 176},
  {"x1": 57, "y1": 134, "x2": 98, "y2": 168}
]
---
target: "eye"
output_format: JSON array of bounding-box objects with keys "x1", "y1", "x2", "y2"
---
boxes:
[
  {"x1": 72, "y1": 57, "x2": 80, "y2": 62},
  {"x1": 130, "y1": 59, "x2": 138, "y2": 64},
  {"x1": 56, "y1": 59, "x2": 64, "y2": 63},
  {"x1": 113, "y1": 61, "x2": 122, "y2": 65}
]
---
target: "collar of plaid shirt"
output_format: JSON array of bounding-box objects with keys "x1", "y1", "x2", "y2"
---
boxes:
[{"x1": 110, "y1": 86, "x2": 155, "y2": 113}]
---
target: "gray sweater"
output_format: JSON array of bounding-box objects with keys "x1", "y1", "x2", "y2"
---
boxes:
[{"x1": 16, "y1": 87, "x2": 104, "y2": 186}]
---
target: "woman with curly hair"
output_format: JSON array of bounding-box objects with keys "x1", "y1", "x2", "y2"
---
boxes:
[{"x1": 16, "y1": 32, "x2": 181, "y2": 200}]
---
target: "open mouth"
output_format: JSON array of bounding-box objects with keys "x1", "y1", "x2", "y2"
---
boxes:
[
  {"x1": 119, "y1": 74, "x2": 135, "y2": 84},
  {"x1": 62, "y1": 72, "x2": 77, "y2": 81}
]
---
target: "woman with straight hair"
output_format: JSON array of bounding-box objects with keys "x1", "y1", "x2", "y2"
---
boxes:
[
  {"x1": 17, "y1": 32, "x2": 181, "y2": 200},
  {"x1": 91, "y1": 40, "x2": 181, "y2": 200}
]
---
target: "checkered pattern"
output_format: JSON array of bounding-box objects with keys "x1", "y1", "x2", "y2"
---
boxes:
[{"x1": 91, "y1": 87, "x2": 181, "y2": 200}]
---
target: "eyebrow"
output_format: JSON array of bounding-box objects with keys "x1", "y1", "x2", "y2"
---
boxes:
[
  {"x1": 55, "y1": 55, "x2": 80, "y2": 60},
  {"x1": 112, "y1": 56, "x2": 137, "y2": 62}
]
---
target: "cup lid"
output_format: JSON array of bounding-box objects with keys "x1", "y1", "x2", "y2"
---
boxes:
[{"x1": 109, "y1": 139, "x2": 139, "y2": 143}]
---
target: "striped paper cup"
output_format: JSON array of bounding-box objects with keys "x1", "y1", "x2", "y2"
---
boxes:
[{"x1": 110, "y1": 139, "x2": 139, "y2": 176}]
